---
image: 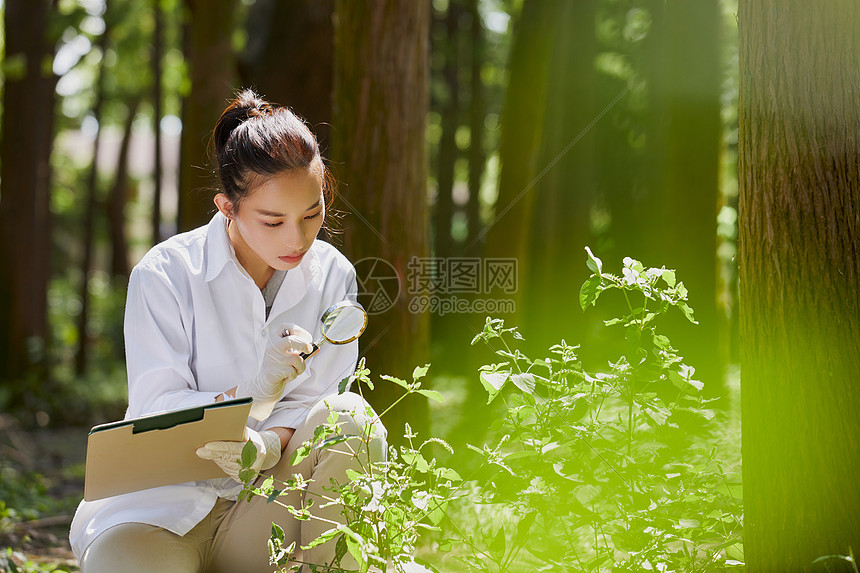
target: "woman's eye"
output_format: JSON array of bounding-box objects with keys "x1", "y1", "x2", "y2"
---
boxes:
[
  {"x1": 305, "y1": 211, "x2": 322, "y2": 220},
  {"x1": 264, "y1": 221, "x2": 283, "y2": 228}
]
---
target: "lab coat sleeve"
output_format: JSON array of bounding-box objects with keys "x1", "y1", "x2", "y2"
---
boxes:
[{"x1": 124, "y1": 264, "x2": 220, "y2": 418}]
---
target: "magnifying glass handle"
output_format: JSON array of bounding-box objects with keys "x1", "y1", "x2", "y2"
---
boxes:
[{"x1": 299, "y1": 342, "x2": 321, "y2": 361}]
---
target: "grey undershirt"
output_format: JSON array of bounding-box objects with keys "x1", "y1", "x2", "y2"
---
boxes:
[{"x1": 262, "y1": 270, "x2": 287, "y2": 319}]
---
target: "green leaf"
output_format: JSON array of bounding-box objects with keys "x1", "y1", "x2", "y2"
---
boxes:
[
  {"x1": 241, "y1": 440, "x2": 258, "y2": 469},
  {"x1": 490, "y1": 526, "x2": 507, "y2": 560},
  {"x1": 678, "y1": 301, "x2": 698, "y2": 324},
  {"x1": 413, "y1": 364, "x2": 431, "y2": 380},
  {"x1": 585, "y1": 246, "x2": 603, "y2": 274},
  {"x1": 480, "y1": 370, "x2": 509, "y2": 403},
  {"x1": 302, "y1": 527, "x2": 341, "y2": 550},
  {"x1": 380, "y1": 374, "x2": 410, "y2": 389},
  {"x1": 417, "y1": 389, "x2": 444, "y2": 402},
  {"x1": 289, "y1": 443, "x2": 312, "y2": 466},
  {"x1": 661, "y1": 269, "x2": 676, "y2": 288},
  {"x1": 579, "y1": 274, "x2": 603, "y2": 310},
  {"x1": 338, "y1": 375, "x2": 351, "y2": 394},
  {"x1": 511, "y1": 373, "x2": 536, "y2": 395}
]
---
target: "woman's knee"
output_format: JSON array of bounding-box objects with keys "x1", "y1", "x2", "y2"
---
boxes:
[
  {"x1": 80, "y1": 523, "x2": 202, "y2": 573},
  {"x1": 306, "y1": 392, "x2": 387, "y2": 462}
]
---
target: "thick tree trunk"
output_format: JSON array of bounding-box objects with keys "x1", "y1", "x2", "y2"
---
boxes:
[
  {"x1": 332, "y1": 0, "x2": 431, "y2": 441},
  {"x1": 644, "y1": 0, "x2": 723, "y2": 398},
  {"x1": 0, "y1": 0, "x2": 57, "y2": 396},
  {"x1": 739, "y1": 1, "x2": 860, "y2": 570},
  {"x1": 238, "y1": 0, "x2": 334, "y2": 151},
  {"x1": 178, "y1": 0, "x2": 237, "y2": 232}
]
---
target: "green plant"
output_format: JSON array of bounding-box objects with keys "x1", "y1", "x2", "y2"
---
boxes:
[
  {"x1": 442, "y1": 248, "x2": 743, "y2": 572},
  {"x1": 239, "y1": 361, "x2": 462, "y2": 573}
]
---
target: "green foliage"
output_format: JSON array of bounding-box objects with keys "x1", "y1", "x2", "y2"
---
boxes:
[
  {"x1": 0, "y1": 548, "x2": 74, "y2": 573},
  {"x1": 240, "y1": 360, "x2": 460, "y2": 573},
  {"x1": 443, "y1": 249, "x2": 742, "y2": 572}
]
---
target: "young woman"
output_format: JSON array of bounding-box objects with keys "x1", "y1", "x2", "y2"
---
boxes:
[{"x1": 70, "y1": 90, "x2": 385, "y2": 572}]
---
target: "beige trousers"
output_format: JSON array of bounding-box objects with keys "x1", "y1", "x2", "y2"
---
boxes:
[{"x1": 79, "y1": 392, "x2": 386, "y2": 573}]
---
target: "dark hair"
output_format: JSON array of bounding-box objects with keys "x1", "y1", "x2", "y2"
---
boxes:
[{"x1": 212, "y1": 89, "x2": 334, "y2": 213}]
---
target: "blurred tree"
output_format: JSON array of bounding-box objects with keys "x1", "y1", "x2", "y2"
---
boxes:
[
  {"x1": 238, "y1": 0, "x2": 334, "y2": 151},
  {"x1": 432, "y1": 0, "x2": 462, "y2": 262},
  {"x1": 107, "y1": 99, "x2": 140, "y2": 279},
  {"x1": 464, "y1": 0, "x2": 485, "y2": 254},
  {"x1": 643, "y1": 0, "x2": 723, "y2": 397},
  {"x1": 520, "y1": 0, "x2": 598, "y2": 355},
  {"x1": 0, "y1": 0, "x2": 58, "y2": 402},
  {"x1": 75, "y1": 15, "x2": 110, "y2": 376},
  {"x1": 483, "y1": 0, "x2": 558, "y2": 282},
  {"x1": 332, "y1": 0, "x2": 431, "y2": 440},
  {"x1": 739, "y1": 1, "x2": 860, "y2": 570},
  {"x1": 152, "y1": 0, "x2": 165, "y2": 245},
  {"x1": 178, "y1": 0, "x2": 238, "y2": 231}
]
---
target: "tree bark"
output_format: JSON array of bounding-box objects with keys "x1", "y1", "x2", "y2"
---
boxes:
[
  {"x1": 0, "y1": 0, "x2": 57, "y2": 397},
  {"x1": 332, "y1": 0, "x2": 431, "y2": 441},
  {"x1": 178, "y1": 0, "x2": 238, "y2": 232},
  {"x1": 739, "y1": 1, "x2": 860, "y2": 570},
  {"x1": 238, "y1": 0, "x2": 334, "y2": 151}
]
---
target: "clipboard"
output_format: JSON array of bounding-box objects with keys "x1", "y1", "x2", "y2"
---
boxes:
[{"x1": 83, "y1": 397, "x2": 253, "y2": 501}]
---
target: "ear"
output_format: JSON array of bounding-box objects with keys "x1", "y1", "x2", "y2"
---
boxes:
[{"x1": 213, "y1": 193, "x2": 234, "y2": 219}]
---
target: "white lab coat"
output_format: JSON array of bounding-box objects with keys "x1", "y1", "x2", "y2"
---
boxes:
[{"x1": 69, "y1": 211, "x2": 359, "y2": 558}]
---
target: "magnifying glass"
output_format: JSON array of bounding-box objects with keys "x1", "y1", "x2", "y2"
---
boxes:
[{"x1": 283, "y1": 300, "x2": 368, "y2": 359}]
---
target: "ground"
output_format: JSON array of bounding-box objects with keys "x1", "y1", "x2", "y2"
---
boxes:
[{"x1": 0, "y1": 414, "x2": 87, "y2": 572}]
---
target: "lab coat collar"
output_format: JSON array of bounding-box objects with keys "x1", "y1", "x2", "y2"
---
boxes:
[{"x1": 204, "y1": 211, "x2": 323, "y2": 294}]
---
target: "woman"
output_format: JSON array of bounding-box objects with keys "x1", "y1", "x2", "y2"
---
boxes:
[{"x1": 70, "y1": 90, "x2": 385, "y2": 572}]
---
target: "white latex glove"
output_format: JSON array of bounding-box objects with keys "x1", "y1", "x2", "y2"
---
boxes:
[
  {"x1": 238, "y1": 323, "x2": 313, "y2": 420},
  {"x1": 196, "y1": 427, "x2": 282, "y2": 483}
]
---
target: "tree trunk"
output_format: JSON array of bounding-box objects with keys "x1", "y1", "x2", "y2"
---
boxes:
[
  {"x1": 178, "y1": 0, "x2": 238, "y2": 232},
  {"x1": 74, "y1": 21, "x2": 109, "y2": 377},
  {"x1": 238, "y1": 0, "x2": 334, "y2": 151},
  {"x1": 520, "y1": 0, "x2": 598, "y2": 356},
  {"x1": 0, "y1": 0, "x2": 57, "y2": 399},
  {"x1": 107, "y1": 99, "x2": 140, "y2": 280},
  {"x1": 433, "y1": 0, "x2": 460, "y2": 261},
  {"x1": 481, "y1": 0, "x2": 559, "y2": 322},
  {"x1": 644, "y1": 0, "x2": 723, "y2": 398},
  {"x1": 152, "y1": 0, "x2": 164, "y2": 245},
  {"x1": 332, "y1": 0, "x2": 431, "y2": 441},
  {"x1": 464, "y1": 0, "x2": 484, "y2": 255},
  {"x1": 738, "y1": 1, "x2": 860, "y2": 570}
]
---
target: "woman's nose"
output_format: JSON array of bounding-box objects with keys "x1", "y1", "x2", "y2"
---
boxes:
[{"x1": 281, "y1": 223, "x2": 305, "y2": 250}]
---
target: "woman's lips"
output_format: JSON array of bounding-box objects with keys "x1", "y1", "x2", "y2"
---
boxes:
[{"x1": 279, "y1": 252, "x2": 306, "y2": 264}]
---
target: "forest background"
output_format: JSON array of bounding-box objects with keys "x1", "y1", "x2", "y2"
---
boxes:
[{"x1": 1, "y1": 0, "x2": 858, "y2": 571}]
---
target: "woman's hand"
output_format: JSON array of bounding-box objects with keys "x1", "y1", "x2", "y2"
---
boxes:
[
  {"x1": 238, "y1": 323, "x2": 313, "y2": 420},
  {"x1": 195, "y1": 427, "x2": 282, "y2": 483}
]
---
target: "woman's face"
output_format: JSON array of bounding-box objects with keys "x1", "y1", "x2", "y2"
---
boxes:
[{"x1": 216, "y1": 167, "x2": 325, "y2": 283}]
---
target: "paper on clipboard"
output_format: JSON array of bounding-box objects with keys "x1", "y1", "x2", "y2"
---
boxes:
[{"x1": 83, "y1": 397, "x2": 252, "y2": 501}]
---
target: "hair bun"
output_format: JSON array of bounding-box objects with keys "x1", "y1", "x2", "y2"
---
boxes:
[{"x1": 213, "y1": 89, "x2": 271, "y2": 153}]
